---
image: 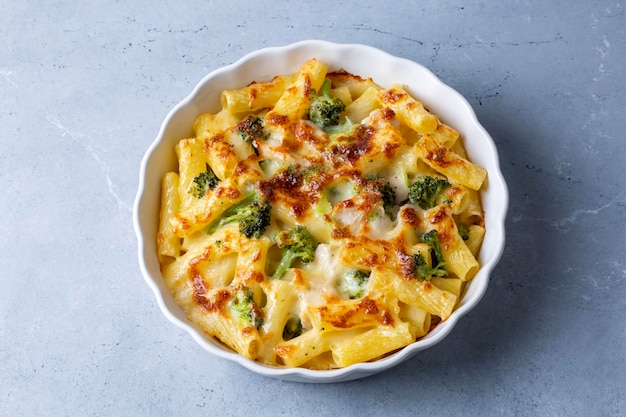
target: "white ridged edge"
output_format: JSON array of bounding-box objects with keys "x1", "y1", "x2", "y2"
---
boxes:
[{"x1": 133, "y1": 40, "x2": 508, "y2": 383}]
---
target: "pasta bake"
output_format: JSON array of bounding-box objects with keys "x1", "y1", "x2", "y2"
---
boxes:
[{"x1": 156, "y1": 58, "x2": 487, "y2": 369}]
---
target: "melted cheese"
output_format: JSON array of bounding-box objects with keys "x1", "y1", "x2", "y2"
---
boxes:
[{"x1": 157, "y1": 60, "x2": 486, "y2": 369}]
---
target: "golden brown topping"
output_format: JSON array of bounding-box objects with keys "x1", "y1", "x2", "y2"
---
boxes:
[
  {"x1": 292, "y1": 269, "x2": 307, "y2": 287},
  {"x1": 248, "y1": 88, "x2": 258, "y2": 104},
  {"x1": 265, "y1": 113, "x2": 289, "y2": 126},
  {"x1": 271, "y1": 169, "x2": 303, "y2": 190},
  {"x1": 399, "y1": 207, "x2": 420, "y2": 227},
  {"x1": 477, "y1": 211, "x2": 486, "y2": 228},
  {"x1": 274, "y1": 344, "x2": 295, "y2": 357},
  {"x1": 204, "y1": 134, "x2": 236, "y2": 164},
  {"x1": 241, "y1": 326, "x2": 255, "y2": 337},
  {"x1": 359, "y1": 297, "x2": 379, "y2": 315},
  {"x1": 336, "y1": 199, "x2": 355, "y2": 209},
  {"x1": 329, "y1": 126, "x2": 375, "y2": 166},
  {"x1": 382, "y1": 141, "x2": 400, "y2": 159},
  {"x1": 364, "y1": 253, "x2": 380, "y2": 267},
  {"x1": 447, "y1": 186, "x2": 462, "y2": 198},
  {"x1": 194, "y1": 288, "x2": 230, "y2": 313},
  {"x1": 302, "y1": 75, "x2": 312, "y2": 98},
  {"x1": 425, "y1": 147, "x2": 449, "y2": 165},
  {"x1": 429, "y1": 207, "x2": 447, "y2": 224},
  {"x1": 258, "y1": 181, "x2": 274, "y2": 201},
  {"x1": 438, "y1": 233, "x2": 452, "y2": 252},
  {"x1": 170, "y1": 215, "x2": 189, "y2": 231},
  {"x1": 294, "y1": 121, "x2": 327, "y2": 147},
  {"x1": 331, "y1": 226, "x2": 348, "y2": 239},
  {"x1": 260, "y1": 167, "x2": 314, "y2": 221},
  {"x1": 318, "y1": 297, "x2": 394, "y2": 329},
  {"x1": 381, "y1": 309, "x2": 394, "y2": 326},
  {"x1": 328, "y1": 68, "x2": 369, "y2": 83},
  {"x1": 396, "y1": 248, "x2": 416, "y2": 280},
  {"x1": 240, "y1": 270, "x2": 265, "y2": 284},
  {"x1": 215, "y1": 187, "x2": 241, "y2": 199},
  {"x1": 379, "y1": 107, "x2": 396, "y2": 121},
  {"x1": 290, "y1": 203, "x2": 307, "y2": 219},
  {"x1": 232, "y1": 158, "x2": 262, "y2": 179},
  {"x1": 379, "y1": 88, "x2": 406, "y2": 104}
]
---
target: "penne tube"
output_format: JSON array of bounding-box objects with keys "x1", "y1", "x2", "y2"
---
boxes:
[
  {"x1": 377, "y1": 84, "x2": 438, "y2": 133},
  {"x1": 331, "y1": 322, "x2": 413, "y2": 367},
  {"x1": 157, "y1": 172, "x2": 181, "y2": 260},
  {"x1": 221, "y1": 73, "x2": 298, "y2": 113},
  {"x1": 370, "y1": 269, "x2": 458, "y2": 320},
  {"x1": 265, "y1": 58, "x2": 327, "y2": 122},
  {"x1": 343, "y1": 86, "x2": 381, "y2": 123},
  {"x1": 425, "y1": 205, "x2": 480, "y2": 281},
  {"x1": 414, "y1": 134, "x2": 487, "y2": 191},
  {"x1": 193, "y1": 109, "x2": 240, "y2": 138}
]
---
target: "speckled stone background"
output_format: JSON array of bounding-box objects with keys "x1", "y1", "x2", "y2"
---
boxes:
[{"x1": 1, "y1": 1, "x2": 624, "y2": 416}]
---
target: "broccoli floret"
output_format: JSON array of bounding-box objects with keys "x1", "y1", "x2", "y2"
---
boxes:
[
  {"x1": 325, "y1": 117, "x2": 359, "y2": 138},
  {"x1": 272, "y1": 225, "x2": 319, "y2": 279},
  {"x1": 189, "y1": 163, "x2": 220, "y2": 198},
  {"x1": 237, "y1": 115, "x2": 266, "y2": 155},
  {"x1": 308, "y1": 78, "x2": 346, "y2": 129},
  {"x1": 421, "y1": 230, "x2": 447, "y2": 274},
  {"x1": 231, "y1": 287, "x2": 263, "y2": 329},
  {"x1": 412, "y1": 253, "x2": 447, "y2": 280},
  {"x1": 408, "y1": 175, "x2": 450, "y2": 209},
  {"x1": 205, "y1": 192, "x2": 271, "y2": 239},
  {"x1": 302, "y1": 165, "x2": 325, "y2": 184},
  {"x1": 364, "y1": 177, "x2": 396, "y2": 214},
  {"x1": 282, "y1": 316, "x2": 303, "y2": 340},
  {"x1": 314, "y1": 189, "x2": 333, "y2": 215},
  {"x1": 338, "y1": 269, "x2": 370, "y2": 299},
  {"x1": 377, "y1": 181, "x2": 396, "y2": 213},
  {"x1": 301, "y1": 166, "x2": 332, "y2": 214}
]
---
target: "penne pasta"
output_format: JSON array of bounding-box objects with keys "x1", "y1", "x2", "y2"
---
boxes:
[
  {"x1": 331, "y1": 322, "x2": 413, "y2": 368},
  {"x1": 377, "y1": 84, "x2": 438, "y2": 133},
  {"x1": 414, "y1": 134, "x2": 487, "y2": 191},
  {"x1": 157, "y1": 172, "x2": 181, "y2": 260},
  {"x1": 265, "y1": 58, "x2": 327, "y2": 122},
  {"x1": 221, "y1": 73, "x2": 298, "y2": 114},
  {"x1": 425, "y1": 205, "x2": 480, "y2": 281},
  {"x1": 156, "y1": 59, "x2": 487, "y2": 369},
  {"x1": 343, "y1": 86, "x2": 382, "y2": 122}
]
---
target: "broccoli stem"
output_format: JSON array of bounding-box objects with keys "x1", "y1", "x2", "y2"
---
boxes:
[
  {"x1": 205, "y1": 192, "x2": 271, "y2": 238},
  {"x1": 231, "y1": 287, "x2": 263, "y2": 329},
  {"x1": 420, "y1": 230, "x2": 447, "y2": 275},
  {"x1": 319, "y1": 78, "x2": 332, "y2": 96},
  {"x1": 413, "y1": 253, "x2": 447, "y2": 280},
  {"x1": 189, "y1": 163, "x2": 220, "y2": 198},
  {"x1": 271, "y1": 226, "x2": 318, "y2": 280},
  {"x1": 273, "y1": 251, "x2": 298, "y2": 281}
]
